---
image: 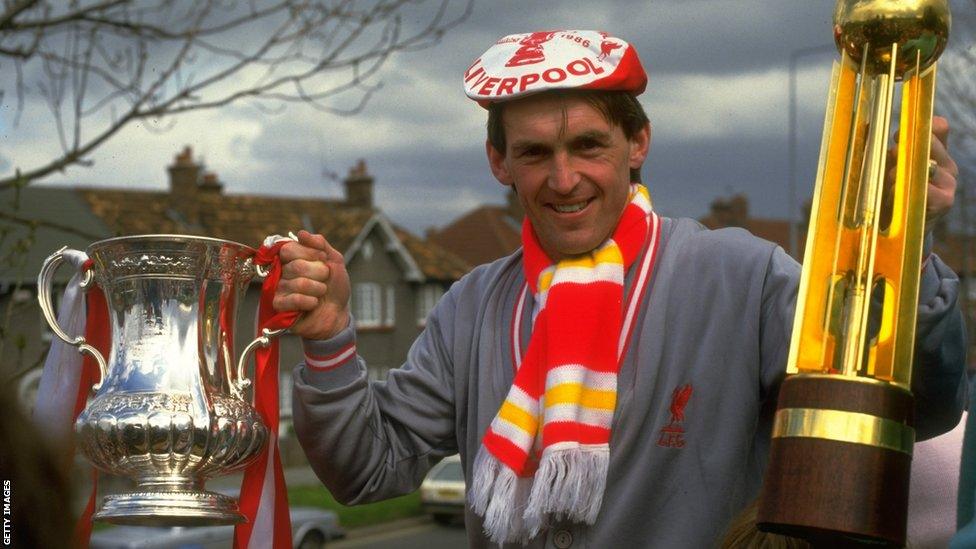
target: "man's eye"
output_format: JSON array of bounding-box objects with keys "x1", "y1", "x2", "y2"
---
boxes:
[
  {"x1": 519, "y1": 146, "x2": 546, "y2": 157},
  {"x1": 577, "y1": 139, "x2": 602, "y2": 150}
]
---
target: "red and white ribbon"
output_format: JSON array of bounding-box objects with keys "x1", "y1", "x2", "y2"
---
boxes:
[
  {"x1": 33, "y1": 250, "x2": 109, "y2": 548},
  {"x1": 234, "y1": 235, "x2": 299, "y2": 549}
]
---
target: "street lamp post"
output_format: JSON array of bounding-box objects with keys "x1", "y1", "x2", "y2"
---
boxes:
[{"x1": 788, "y1": 44, "x2": 837, "y2": 258}]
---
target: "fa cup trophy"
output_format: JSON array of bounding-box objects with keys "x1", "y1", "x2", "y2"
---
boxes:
[
  {"x1": 39, "y1": 235, "x2": 284, "y2": 525},
  {"x1": 757, "y1": 1, "x2": 950, "y2": 546}
]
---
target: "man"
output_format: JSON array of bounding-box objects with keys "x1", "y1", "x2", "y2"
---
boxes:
[{"x1": 280, "y1": 31, "x2": 966, "y2": 547}]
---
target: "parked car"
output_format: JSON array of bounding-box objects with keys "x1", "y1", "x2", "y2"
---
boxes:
[
  {"x1": 419, "y1": 454, "x2": 465, "y2": 524},
  {"x1": 89, "y1": 506, "x2": 344, "y2": 549}
]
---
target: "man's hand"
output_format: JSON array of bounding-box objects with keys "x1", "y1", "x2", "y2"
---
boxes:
[
  {"x1": 925, "y1": 116, "x2": 958, "y2": 228},
  {"x1": 275, "y1": 230, "x2": 351, "y2": 341},
  {"x1": 888, "y1": 115, "x2": 959, "y2": 231}
]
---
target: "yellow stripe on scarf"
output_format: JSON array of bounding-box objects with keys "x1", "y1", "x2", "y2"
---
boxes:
[
  {"x1": 537, "y1": 243, "x2": 624, "y2": 293},
  {"x1": 545, "y1": 383, "x2": 617, "y2": 410},
  {"x1": 498, "y1": 400, "x2": 539, "y2": 433}
]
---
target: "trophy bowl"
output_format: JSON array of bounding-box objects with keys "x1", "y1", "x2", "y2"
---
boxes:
[{"x1": 39, "y1": 235, "x2": 274, "y2": 526}]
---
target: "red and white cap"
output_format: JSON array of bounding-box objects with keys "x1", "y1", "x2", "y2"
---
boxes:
[{"x1": 463, "y1": 30, "x2": 646, "y2": 107}]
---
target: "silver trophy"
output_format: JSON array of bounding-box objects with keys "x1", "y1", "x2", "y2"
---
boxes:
[{"x1": 38, "y1": 235, "x2": 285, "y2": 526}]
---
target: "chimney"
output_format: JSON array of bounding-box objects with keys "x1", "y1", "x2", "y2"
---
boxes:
[
  {"x1": 167, "y1": 146, "x2": 201, "y2": 225},
  {"x1": 344, "y1": 159, "x2": 374, "y2": 209},
  {"x1": 729, "y1": 194, "x2": 748, "y2": 227},
  {"x1": 710, "y1": 194, "x2": 749, "y2": 228},
  {"x1": 200, "y1": 172, "x2": 223, "y2": 195}
]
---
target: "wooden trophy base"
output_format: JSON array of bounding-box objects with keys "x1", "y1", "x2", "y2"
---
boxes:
[{"x1": 757, "y1": 375, "x2": 914, "y2": 547}]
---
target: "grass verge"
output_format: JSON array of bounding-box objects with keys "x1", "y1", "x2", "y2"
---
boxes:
[{"x1": 288, "y1": 485, "x2": 423, "y2": 529}]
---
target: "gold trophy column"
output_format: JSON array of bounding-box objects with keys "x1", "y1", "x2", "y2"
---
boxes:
[{"x1": 757, "y1": 1, "x2": 950, "y2": 546}]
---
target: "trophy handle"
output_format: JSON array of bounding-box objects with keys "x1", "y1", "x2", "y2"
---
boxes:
[
  {"x1": 235, "y1": 326, "x2": 288, "y2": 395},
  {"x1": 37, "y1": 246, "x2": 108, "y2": 390},
  {"x1": 234, "y1": 258, "x2": 291, "y2": 397}
]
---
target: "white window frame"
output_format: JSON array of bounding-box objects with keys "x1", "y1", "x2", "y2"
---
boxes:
[
  {"x1": 385, "y1": 285, "x2": 396, "y2": 327},
  {"x1": 416, "y1": 284, "x2": 444, "y2": 326},
  {"x1": 353, "y1": 283, "x2": 382, "y2": 328}
]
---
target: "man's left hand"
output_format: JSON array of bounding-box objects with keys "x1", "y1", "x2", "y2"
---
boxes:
[
  {"x1": 888, "y1": 115, "x2": 959, "y2": 232},
  {"x1": 925, "y1": 116, "x2": 959, "y2": 229}
]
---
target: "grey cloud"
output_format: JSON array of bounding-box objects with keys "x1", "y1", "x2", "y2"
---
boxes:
[{"x1": 9, "y1": 0, "x2": 972, "y2": 240}]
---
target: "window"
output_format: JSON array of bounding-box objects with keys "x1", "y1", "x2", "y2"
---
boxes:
[
  {"x1": 417, "y1": 284, "x2": 444, "y2": 326},
  {"x1": 385, "y1": 285, "x2": 396, "y2": 327},
  {"x1": 353, "y1": 283, "x2": 382, "y2": 327}
]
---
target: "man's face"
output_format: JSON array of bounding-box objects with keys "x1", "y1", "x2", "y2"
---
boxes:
[{"x1": 487, "y1": 93, "x2": 650, "y2": 260}]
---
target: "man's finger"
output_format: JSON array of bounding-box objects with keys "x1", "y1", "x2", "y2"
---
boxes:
[
  {"x1": 273, "y1": 292, "x2": 319, "y2": 313},
  {"x1": 929, "y1": 133, "x2": 958, "y2": 178},
  {"x1": 891, "y1": 116, "x2": 949, "y2": 148},
  {"x1": 297, "y1": 230, "x2": 340, "y2": 263},
  {"x1": 278, "y1": 277, "x2": 329, "y2": 299},
  {"x1": 282, "y1": 258, "x2": 331, "y2": 282},
  {"x1": 931, "y1": 116, "x2": 949, "y2": 150},
  {"x1": 280, "y1": 240, "x2": 327, "y2": 263}
]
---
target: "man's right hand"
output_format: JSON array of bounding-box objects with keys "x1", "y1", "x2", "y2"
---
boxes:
[{"x1": 275, "y1": 230, "x2": 351, "y2": 341}]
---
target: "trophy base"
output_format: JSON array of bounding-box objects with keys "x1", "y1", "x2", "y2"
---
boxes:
[
  {"x1": 757, "y1": 375, "x2": 914, "y2": 547},
  {"x1": 94, "y1": 489, "x2": 245, "y2": 526}
]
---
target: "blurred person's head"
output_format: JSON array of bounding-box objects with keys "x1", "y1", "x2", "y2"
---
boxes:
[
  {"x1": 0, "y1": 380, "x2": 74, "y2": 548},
  {"x1": 721, "y1": 500, "x2": 813, "y2": 549}
]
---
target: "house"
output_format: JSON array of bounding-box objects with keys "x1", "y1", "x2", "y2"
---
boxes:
[
  {"x1": 0, "y1": 149, "x2": 471, "y2": 458},
  {"x1": 426, "y1": 189, "x2": 523, "y2": 268},
  {"x1": 698, "y1": 193, "x2": 808, "y2": 259}
]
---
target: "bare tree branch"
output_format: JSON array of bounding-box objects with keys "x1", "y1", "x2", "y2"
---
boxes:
[
  {"x1": 0, "y1": 0, "x2": 474, "y2": 189},
  {"x1": 0, "y1": 210, "x2": 105, "y2": 241}
]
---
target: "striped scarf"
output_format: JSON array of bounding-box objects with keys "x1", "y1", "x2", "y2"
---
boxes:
[{"x1": 471, "y1": 184, "x2": 655, "y2": 544}]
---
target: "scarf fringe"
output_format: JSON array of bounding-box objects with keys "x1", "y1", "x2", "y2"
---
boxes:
[
  {"x1": 471, "y1": 445, "x2": 610, "y2": 544},
  {"x1": 470, "y1": 447, "x2": 533, "y2": 545},
  {"x1": 523, "y1": 446, "x2": 608, "y2": 537}
]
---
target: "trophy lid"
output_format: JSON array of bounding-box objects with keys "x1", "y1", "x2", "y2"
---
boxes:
[{"x1": 833, "y1": 0, "x2": 950, "y2": 76}]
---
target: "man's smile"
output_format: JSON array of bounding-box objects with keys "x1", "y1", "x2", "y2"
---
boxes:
[{"x1": 549, "y1": 198, "x2": 593, "y2": 214}]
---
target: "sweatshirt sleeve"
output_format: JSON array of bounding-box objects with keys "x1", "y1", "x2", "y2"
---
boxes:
[
  {"x1": 910, "y1": 253, "x2": 967, "y2": 440},
  {"x1": 758, "y1": 245, "x2": 800, "y2": 402},
  {"x1": 291, "y1": 289, "x2": 460, "y2": 505}
]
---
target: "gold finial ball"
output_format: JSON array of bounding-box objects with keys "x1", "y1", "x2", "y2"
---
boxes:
[{"x1": 834, "y1": 0, "x2": 950, "y2": 76}]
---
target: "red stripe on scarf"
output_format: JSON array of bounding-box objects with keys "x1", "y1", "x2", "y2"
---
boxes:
[
  {"x1": 544, "y1": 281, "x2": 622, "y2": 373},
  {"x1": 483, "y1": 429, "x2": 530, "y2": 475},
  {"x1": 74, "y1": 262, "x2": 110, "y2": 549},
  {"x1": 234, "y1": 241, "x2": 298, "y2": 549},
  {"x1": 542, "y1": 422, "x2": 612, "y2": 447}
]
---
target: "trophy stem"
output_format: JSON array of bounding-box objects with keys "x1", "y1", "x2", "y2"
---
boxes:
[{"x1": 757, "y1": 375, "x2": 914, "y2": 546}]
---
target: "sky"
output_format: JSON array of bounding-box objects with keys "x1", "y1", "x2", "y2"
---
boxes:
[{"x1": 1, "y1": 0, "x2": 973, "y2": 238}]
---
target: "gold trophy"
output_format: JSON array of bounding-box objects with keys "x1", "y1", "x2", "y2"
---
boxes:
[{"x1": 757, "y1": 1, "x2": 950, "y2": 546}]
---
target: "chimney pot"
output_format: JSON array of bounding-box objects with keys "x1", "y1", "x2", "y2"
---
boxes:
[{"x1": 344, "y1": 159, "x2": 374, "y2": 209}]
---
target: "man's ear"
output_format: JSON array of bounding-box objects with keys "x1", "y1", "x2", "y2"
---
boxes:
[
  {"x1": 486, "y1": 140, "x2": 514, "y2": 186},
  {"x1": 628, "y1": 122, "x2": 651, "y2": 169}
]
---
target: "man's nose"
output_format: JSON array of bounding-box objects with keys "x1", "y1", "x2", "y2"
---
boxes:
[{"x1": 547, "y1": 152, "x2": 580, "y2": 193}]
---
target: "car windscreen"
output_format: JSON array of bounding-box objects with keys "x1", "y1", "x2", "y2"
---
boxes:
[{"x1": 433, "y1": 460, "x2": 463, "y2": 481}]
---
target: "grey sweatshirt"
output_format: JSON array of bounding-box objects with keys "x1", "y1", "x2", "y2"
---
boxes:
[{"x1": 292, "y1": 217, "x2": 967, "y2": 548}]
